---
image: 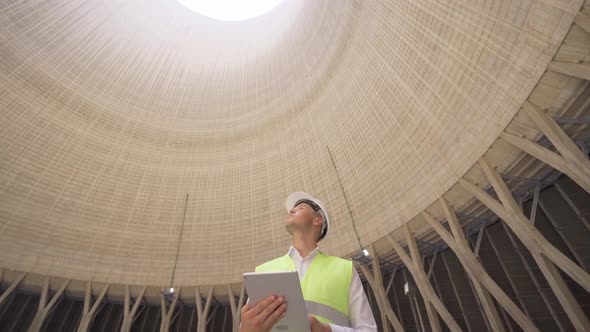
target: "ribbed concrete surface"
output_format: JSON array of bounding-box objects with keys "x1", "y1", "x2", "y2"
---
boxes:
[{"x1": 0, "y1": 0, "x2": 582, "y2": 286}]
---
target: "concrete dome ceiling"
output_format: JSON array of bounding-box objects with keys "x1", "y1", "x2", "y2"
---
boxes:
[{"x1": 0, "y1": 0, "x2": 581, "y2": 286}]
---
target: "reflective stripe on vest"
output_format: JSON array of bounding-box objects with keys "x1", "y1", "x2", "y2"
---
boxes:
[
  {"x1": 305, "y1": 300, "x2": 351, "y2": 327},
  {"x1": 255, "y1": 252, "x2": 353, "y2": 326}
]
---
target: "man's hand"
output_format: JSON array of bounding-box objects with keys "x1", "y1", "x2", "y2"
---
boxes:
[
  {"x1": 308, "y1": 314, "x2": 332, "y2": 332},
  {"x1": 240, "y1": 295, "x2": 287, "y2": 332}
]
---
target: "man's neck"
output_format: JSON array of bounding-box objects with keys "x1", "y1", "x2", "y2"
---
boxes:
[{"x1": 292, "y1": 235, "x2": 318, "y2": 259}]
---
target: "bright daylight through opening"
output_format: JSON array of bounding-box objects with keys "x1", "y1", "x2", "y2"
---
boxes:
[{"x1": 176, "y1": 0, "x2": 284, "y2": 21}]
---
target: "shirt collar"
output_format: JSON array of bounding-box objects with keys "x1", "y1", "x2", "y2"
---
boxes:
[{"x1": 287, "y1": 245, "x2": 325, "y2": 260}]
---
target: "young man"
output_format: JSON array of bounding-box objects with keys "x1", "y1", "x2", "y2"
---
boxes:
[{"x1": 240, "y1": 192, "x2": 377, "y2": 332}]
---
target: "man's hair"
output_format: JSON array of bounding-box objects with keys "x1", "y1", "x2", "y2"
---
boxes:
[{"x1": 317, "y1": 213, "x2": 328, "y2": 241}]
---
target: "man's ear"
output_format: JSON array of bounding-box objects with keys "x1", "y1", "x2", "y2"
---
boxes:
[{"x1": 313, "y1": 214, "x2": 323, "y2": 227}]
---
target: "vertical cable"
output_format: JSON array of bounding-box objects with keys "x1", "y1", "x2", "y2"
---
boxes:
[
  {"x1": 326, "y1": 146, "x2": 364, "y2": 252},
  {"x1": 170, "y1": 193, "x2": 189, "y2": 289}
]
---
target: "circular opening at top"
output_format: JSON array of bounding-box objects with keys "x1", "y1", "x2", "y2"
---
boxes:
[{"x1": 177, "y1": 0, "x2": 284, "y2": 21}]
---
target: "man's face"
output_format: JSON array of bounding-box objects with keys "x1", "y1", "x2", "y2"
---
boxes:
[{"x1": 286, "y1": 202, "x2": 318, "y2": 235}]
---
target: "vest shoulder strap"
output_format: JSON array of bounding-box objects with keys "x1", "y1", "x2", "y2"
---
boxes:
[{"x1": 255, "y1": 255, "x2": 294, "y2": 272}]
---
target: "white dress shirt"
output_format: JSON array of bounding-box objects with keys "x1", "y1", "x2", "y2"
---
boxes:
[{"x1": 287, "y1": 246, "x2": 377, "y2": 332}]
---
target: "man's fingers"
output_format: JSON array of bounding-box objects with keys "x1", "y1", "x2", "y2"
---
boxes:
[
  {"x1": 258, "y1": 296, "x2": 285, "y2": 321},
  {"x1": 240, "y1": 303, "x2": 251, "y2": 316},
  {"x1": 264, "y1": 302, "x2": 287, "y2": 328},
  {"x1": 250, "y1": 295, "x2": 277, "y2": 316}
]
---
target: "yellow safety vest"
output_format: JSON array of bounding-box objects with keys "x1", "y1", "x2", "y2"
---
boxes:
[{"x1": 255, "y1": 251, "x2": 352, "y2": 326}]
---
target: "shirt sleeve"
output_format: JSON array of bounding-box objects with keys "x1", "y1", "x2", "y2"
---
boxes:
[{"x1": 328, "y1": 267, "x2": 378, "y2": 332}]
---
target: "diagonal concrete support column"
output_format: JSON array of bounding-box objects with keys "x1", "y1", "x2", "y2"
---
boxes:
[
  {"x1": 501, "y1": 222, "x2": 569, "y2": 331},
  {"x1": 196, "y1": 286, "x2": 214, "y2": 332},
  {"x1": 548, "y1": 61, "x2": 590, "y2": 81},
  {"x1": 357, "y1": 253, "x2": 405, "y2": 332},
  {"x1": 77, "y1": 282, "x2": 110, "y2": 332},
  {"x1": 120, "y1": 285, "x2": 147, "y2": 332},
  {"x1": 369, "y1": 244, "x2": 392, "y2": 332},
  {"x1": 500, "y1": 102, "x2": 590, "y2": 193},
  {"x1": 227, "y1": 284, "x2": 245, "y2": 332},
  {"x1": 423, "y1": 196, "x2": 539, "y2": 332},
  {"x1": 160, "y1": 288, "x2": 180, "y2": 332},
  {"x1": 574, "y1": 11, "x2": 590, "y2": 34},
  {"x1": 27, "y1": 277, "x2": 71, "y2": 332},
  {"x1": 0, "y1": 271, "x2": 26, "y2": 306},
  {"x1": 386, "y1": 225, "x2": 461, "y2": 332},
  {"x1": 459, "y1": 158, "x2": 590, "y2": 331}
]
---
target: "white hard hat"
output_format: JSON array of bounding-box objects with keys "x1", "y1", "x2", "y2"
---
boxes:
[{"x1": 285, "y1": 192, "x2": 330, "y2": 240}]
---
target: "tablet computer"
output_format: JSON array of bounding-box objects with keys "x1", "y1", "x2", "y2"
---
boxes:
[{"x1": 243, "y1": 271, "x2": 311, "y2": 332}]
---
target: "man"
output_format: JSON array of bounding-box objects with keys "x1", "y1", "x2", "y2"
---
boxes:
[{"x1": 240, "y1": 192, "x2": 377, "y2": 332}]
